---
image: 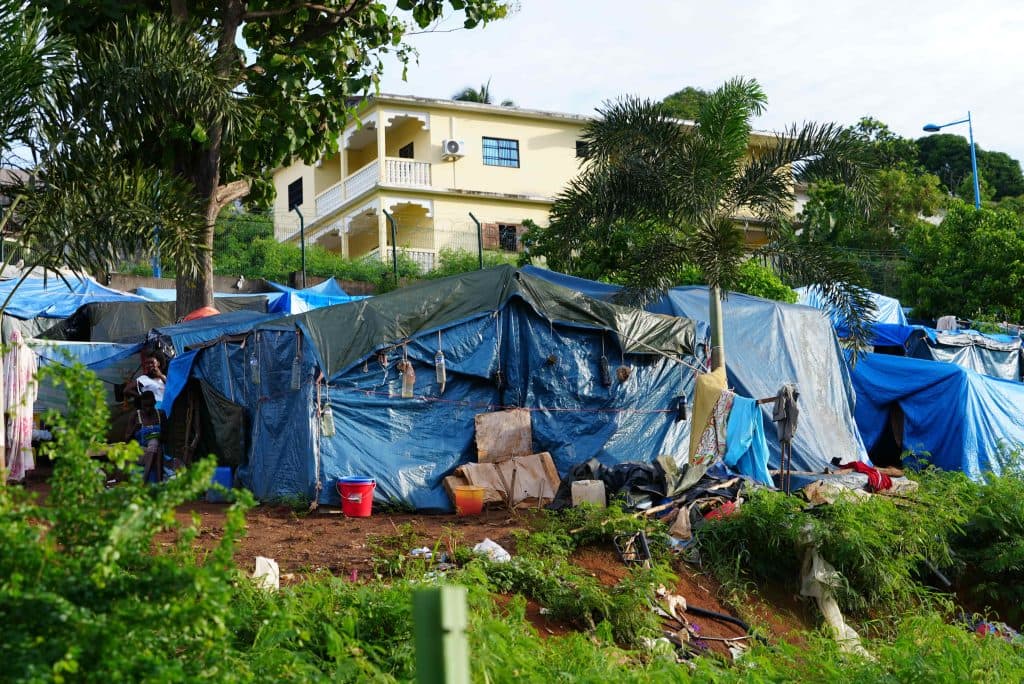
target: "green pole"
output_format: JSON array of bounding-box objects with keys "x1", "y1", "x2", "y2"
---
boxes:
[
  {"x1": 293, "y1": 206, "x2": 306, "y2": 288},
  {"x1": 383, "y1": 209, "x2": 399, "y2": 284},
  {"x1": 468, "y1": 212, "x2": 483, "y2": 270},
  {"x1": 413, "y1": 586, "x2": 469, "y2": 684},
  {"x1": 709, "y1": 284, "x2": 726, "y2": 371}
]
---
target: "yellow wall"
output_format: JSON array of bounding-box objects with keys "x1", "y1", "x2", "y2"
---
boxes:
[
  {"x1": 384, "y1": 119, "x2": 430, "y2": 158},
  {"x1": 313, "y1": 154, "x2": 341, "y2": 195},
  {"x1": 347, "y1": 144, "x2": 377, "y2": 174},
  {"x1": 271, "y1": 160, "x2": 314, "y2": 240}
]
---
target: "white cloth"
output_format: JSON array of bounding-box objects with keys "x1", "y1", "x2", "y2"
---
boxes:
[{"x1": 136, "y1": 374, "x2": 165, "y2": 403}]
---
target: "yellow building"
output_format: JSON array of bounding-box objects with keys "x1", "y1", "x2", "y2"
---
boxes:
[{"x1": 272, "y1": 94, "x2": 776, "y2": 271}]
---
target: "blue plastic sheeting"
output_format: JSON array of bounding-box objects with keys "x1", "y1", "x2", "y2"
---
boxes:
[
  {"x1": 723, "y1": 395, "x2": 773, "y2": 485},
  {"x1": 135, "y1": 287, "x2": 284, "y2": 309},
  {"x1": 267, "y1": 278, "x2": 369, "y2": 314},
  {"x1": 835, "y1": 322, "x2": 929, "y2": 348},
  {"x1": 193, "y1": 298, "x2": 706, "y2": 510},
  {"x1": 522, "y1": 267, "x2": 869, "y2": 471},
  {"x1": 151, "y1": 310, "x2": 279, "y2": 354},
  {"x1": 31, "y1": 340, "x2": 141, "y2": 370},
  {"x1": 795, "y1": 285, "x2": 908, "y2": 326},
  {"x1": 850, "y1": 352, "x2": 1024, "y2": 477},
  {"x1": 162, "y1": 349, "x2": 200, "y2": 417},
  {"x1": 0, "y1": 277, "x2": 145, "y2": 319},
  {"x1": 906, "y1": 330, "x2": 1022, "y2": 382}
]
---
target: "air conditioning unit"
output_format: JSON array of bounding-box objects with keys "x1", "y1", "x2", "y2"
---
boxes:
[{"x1": 441, "y1": 139, "x2": 466, "y2": 160}]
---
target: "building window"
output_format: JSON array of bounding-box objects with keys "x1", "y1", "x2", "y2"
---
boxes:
[
  {"x1": 287, "y1": 178, "x2": 303, "y2": 211},
  {"x1": 576, "y1": 140, "x2": 589, "y2": 159},
  {"x1": 498, "y1": 224, "x2": 520, "y2": 252},
  {"x1": 398, "y1": 142, "x2": 414, "y2": 159},
  {"x1": 482, "y1": 137, "x2": 519, "y2": 168}
]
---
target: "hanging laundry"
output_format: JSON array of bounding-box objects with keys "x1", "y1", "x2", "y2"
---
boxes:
[
  {"x1": 722, "y1": 395, "x2": 773, "y2": 486},
  {"x1": 687, "y1": 367, "x2": 728, "y2": 463},
  {"x1": 4, "y1": 330, "x2": 37, "y2": 482},
  {"x1": 690, "y1": 391, "x2": 734, "y2": 468}
]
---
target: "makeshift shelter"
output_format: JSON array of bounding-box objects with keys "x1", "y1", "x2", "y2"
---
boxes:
[
  {"x1": 0, "y1": 276, "x2": 146, "y2": 341},
  {"x1": 135, "y1": 286, "x2": 286, "y2": 311},
  {"x1": 37, "y1": 296, "x2": 271, "y2": 343},
  {"x1": 850, "y1": 352, "x2": 1024, "y2": 477},
  {"x1": 521, "y1": 267, "x2": 869, "y2": 472},
  {"x1": 796, "y1": 285, "x2": 908, "y2": 325},
  {"x1": 178, "y1": 266, "x2": 708, "y2": 509},
  {"x1": 906, "y1": 330, "x2": 1022, "y2": 382},
  {"x1": 266, "y1": 278, "x2": 369, "y2": 314}
]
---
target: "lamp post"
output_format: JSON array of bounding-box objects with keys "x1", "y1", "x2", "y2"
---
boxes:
[{"x1": 922, "y1": 112, "x2": 980, "y2": 209}]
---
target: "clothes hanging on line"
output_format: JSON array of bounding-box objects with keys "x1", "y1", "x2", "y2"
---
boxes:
[
  {"x1": 4, "y1": 330, "x2": 38, "y2": 482},
  {"x1": 722, "y1": 395, "x2": 773, "y2": 486}
]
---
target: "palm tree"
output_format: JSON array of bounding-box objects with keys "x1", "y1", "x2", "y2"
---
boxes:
[
  {"x1": 452, "y1": 78, "x2": 515, "y2": 107},
  {"x1": 535, "y1": 77, "x2": 876, "y2": 370},
  {"x1": 0, "y1": 6, "x2": 209, "y2": 309}
]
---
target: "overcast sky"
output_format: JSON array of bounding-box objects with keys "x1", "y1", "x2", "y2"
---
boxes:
[{"x1": 380, "y1": 0, "x2": 1024, "y2": 163}]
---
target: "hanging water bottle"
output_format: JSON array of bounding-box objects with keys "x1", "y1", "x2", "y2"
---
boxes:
[
  {"x1": 290, "y1": 353, "x2": 302, "y2": 390},
  {"x1": 249, "y1": 351, "x2": 260, "y2": 385},
  {"x1": 400, "y1": 360, "x2": 416, "y2": 399},
  {"x1": 434, "y1": 349, "x2": 447, "y2": 393},
  {"x1": 321, "y1": 406, "x2": 336, "y2": 436},
  {"x1": 599, "y1": 355, "x2": 612, "y2": 387}
]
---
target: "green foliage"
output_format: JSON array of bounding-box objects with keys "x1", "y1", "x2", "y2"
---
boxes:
[
  {"x1": 0, "y1": 361, "x2": 256, "y2": 681},
  {"x1": 917, "y1": 131, "x2": 1024, "y2": 201},
  {"x1": 424, "y1": 247, "x2": 518, "y2": 280},
  {"x1": 676, "y1": 260, "x2": 797, "y2": 302},
  {"x1": 900, "y1": 201, "x2": 1024, "y2": 321},
  {"x1": 451, "y1": 77, "x2": 514, "y2": 107},
  {"x1": 660, "y1": 85, "x2": 709, "y2": 120},
  {"x1": 210, "y1": 208, "x2": 419, "y2": 290}
]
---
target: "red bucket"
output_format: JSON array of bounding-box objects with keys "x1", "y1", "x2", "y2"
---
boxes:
[{"x1": 337, "y1": 477, "x2": 375, "y2": 517}]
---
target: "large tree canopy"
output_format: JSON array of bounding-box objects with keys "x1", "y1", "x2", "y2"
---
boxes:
[
  {"x1": 525, "y1": 78, "x2": 878, "y2": 365},
  {"x1": 916, "y1": 132, "x2": 1024, "y2": 201},
  {"x1": 900, "y1": 201, "x2": 1024, "y2": 322},
  {"x1": 37, "y1": 0, "x2": 508, "y2": 315}
]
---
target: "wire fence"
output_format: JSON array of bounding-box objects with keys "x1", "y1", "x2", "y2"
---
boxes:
[{"x1": 378, "y1": 220, "x2": 528, "y2": 275}]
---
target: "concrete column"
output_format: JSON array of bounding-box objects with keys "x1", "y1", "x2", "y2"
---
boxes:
[
  {"x1": 376, "y1": 117, "x2": 387, "y2": 184},
  {"x1": 340, "y1": 228, "x2": 350, "y2": 259}
]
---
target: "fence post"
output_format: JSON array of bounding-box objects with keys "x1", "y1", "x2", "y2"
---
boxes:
[
  {"x1": 414, "y1": 585, "x2": 469, "y2": 684},
  {"x1": 468, "y1": 212, "x2": 482, "y2": 270}
]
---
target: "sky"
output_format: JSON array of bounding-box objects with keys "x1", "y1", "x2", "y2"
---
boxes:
[{"x1": 379, "y1": 0, "x2": 1024, "y2": 163}]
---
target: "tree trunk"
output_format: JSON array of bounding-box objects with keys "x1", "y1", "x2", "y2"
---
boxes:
[
  {"x1": 709, "y1": 284, "x2": 726, "y2": 371},
  {"x1": 173, "y1": 0, "x2": 245, "y2": 319}
]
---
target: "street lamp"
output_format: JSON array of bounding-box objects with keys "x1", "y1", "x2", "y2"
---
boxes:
[{"x1": 922, "y1": 112, "x2": 980, "y2": 209}]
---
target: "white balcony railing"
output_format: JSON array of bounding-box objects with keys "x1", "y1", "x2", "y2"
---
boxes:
[
  {"x1": 313, "y1": 157, "x2": 434, "y2": 219},
  {"x1": 366, "y1": 246, "x2": 436, "y2": 273},
  {"x1": 384, "y1": 158, "x2": 431, "y2": 187},
  {"x1": 344, "y1": 162, "x2": 378, "y2": 201},
  {"x1": 314, "y1": 181, "x2": 344, "y2": 218}
]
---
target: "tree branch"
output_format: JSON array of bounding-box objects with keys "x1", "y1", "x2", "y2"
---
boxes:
[
  {"x1": 214, "y1": 179, "x2": 251, "y2": 211},
  {"x1": 243, "y1": 0, "x2": 364, "y2": 21}
]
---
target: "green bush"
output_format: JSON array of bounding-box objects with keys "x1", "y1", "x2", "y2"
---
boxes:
[
  {"x1": 424, "y1": 247, "x2": 518, "y2": 279},
  {"x1": 676, "y1": 260, "x2": 798, "y2": 302}
]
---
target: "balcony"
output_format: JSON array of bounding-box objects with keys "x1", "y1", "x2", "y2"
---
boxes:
[
  {"x1": 313, "y1": 158, "x2": 432, "y2": 220},
  {"x1": 367, "y1": 246, "x2": 436, "y2": 273}
]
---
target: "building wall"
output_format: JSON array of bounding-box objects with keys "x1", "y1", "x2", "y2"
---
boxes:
[{"x1": 272, "y1": 160, "x2": 314, "y2": 240}]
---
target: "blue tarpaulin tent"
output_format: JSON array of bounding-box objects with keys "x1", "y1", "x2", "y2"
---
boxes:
[
  {"x1": 267, "y1": 278, "x2": 369, "y2": 314},
  {"x1": 0, "y1": 276, "x2": 146, "y2": 320},
  {"x1": 849, "y1": 352, "x2": 1024, "y2": 477},
  {"x1": 906, "y1": 330, "x2": 1022, "y2": 382},
  {"x1": 183, "y1": 266, "x2": 708, "y2": 509},
  {"x1": 134, "y1": 286, "x2": 285, "y2": 310},
  {"x1": 796, "y1": 285, "x2": 908, "y2": 326},
  {"x1": 521, "y1": 267, "x2": 869, "y2": 472}
]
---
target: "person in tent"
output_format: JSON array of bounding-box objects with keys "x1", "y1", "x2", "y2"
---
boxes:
[
  {"x1": 124, "y1": 390, "x2": 167, "y2": 483},
  {"x1": 124, "y1": 350, "x2": 167, "y2": 408}
]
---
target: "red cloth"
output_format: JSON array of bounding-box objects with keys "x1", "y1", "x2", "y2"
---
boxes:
[
  {"x1": 838, "y1": 461, "x2": 893, "y2": 492},
  {"x1": 704, "y1": 500, "x2": 737, "y2": 520},
  {"x1": 183, "y1": 306, "x2": 219, "y2": 321}
]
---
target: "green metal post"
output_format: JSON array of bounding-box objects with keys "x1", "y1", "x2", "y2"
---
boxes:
[
  {"x1": 468, "y1": 212, "x2": 483, "y2": 270},
  {"x1": 383, "y1": 209, "x2": 399, "y2": 284},
  {"x1": 413, "y1": 586, "x2": 469, "y2": 684},
  {"x1": 293, "y1": 206, "x2": 306, "y2": 288}
]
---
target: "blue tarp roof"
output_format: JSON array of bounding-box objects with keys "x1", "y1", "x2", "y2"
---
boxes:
[
  {"x1": 849, "y1": 352, "x2": 1024, "y2": 477},
  {"x1": 796, "y1": 285, "x2": 908, "y2": 326},
  {"x1": 134, "y1": 286, "x2": 285, "y2": 309},
  {"x1": 267, "y1": 278, "x2": 369, "y2": 314},
  {"x1": 0, "y1": 277, "x2": 146, "y2": 319},
  {"x1": 152, "y1": 310, "x2": 279, "y2": 354},
  {"x1": 521, "y1": 267, "x2": 869, "y2": 472}
]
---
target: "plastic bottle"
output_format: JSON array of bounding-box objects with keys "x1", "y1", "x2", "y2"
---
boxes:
[
  {"x1": 434, "y1": 350, "x2": 447, "y2": 392},
  {"x1": 599, "y1": 355, "x2": 612, "y2": 387},
  {"x1": 249, "y1": 352, "x2": 260, "y2": 385},
  {"x1": 401, "y1": 361, "x2": 416, "y2": 398},
  {"x1": 321, "y1": 406, "x2": 336, "y2": 436},
  {"x1": 290, "y1": 354, "x2": 301, "y2": 390}
]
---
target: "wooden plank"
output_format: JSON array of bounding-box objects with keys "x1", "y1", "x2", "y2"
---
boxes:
[{"x1": 474, "y1": 408, "x2": 532, "y2": 463}]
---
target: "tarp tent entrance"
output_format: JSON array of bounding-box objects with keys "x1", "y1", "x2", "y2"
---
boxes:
[
  {"x1": 520, "y1": 267, "x2": 869, "y2": 474},
  {"x1": 850, "y1": 352, "x2": 1024, "y2": 477},
  {"x1": 181, "y1": 266, "x2": 709, "y2": 510}
]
